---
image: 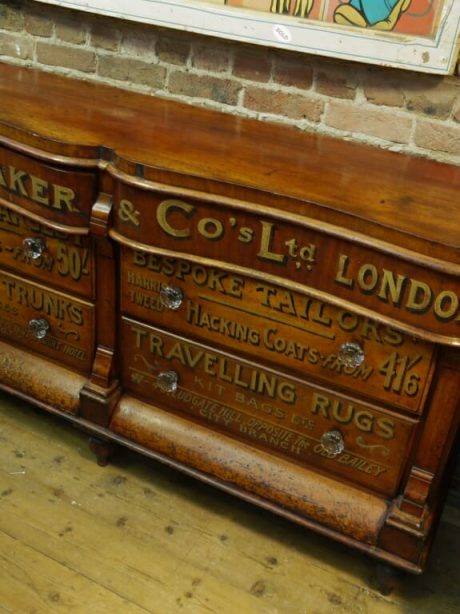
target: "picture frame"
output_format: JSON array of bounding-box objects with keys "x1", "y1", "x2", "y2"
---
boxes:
[{"x1": 35, "y1": 0, "x2": 460, "y2": 74}]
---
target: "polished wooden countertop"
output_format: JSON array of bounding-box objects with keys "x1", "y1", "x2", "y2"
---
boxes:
[{"x1": 0, "y1": 64, "x2": 459, "y2": 263}]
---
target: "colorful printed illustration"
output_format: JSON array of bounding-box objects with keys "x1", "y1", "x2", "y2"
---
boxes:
[
  {"x1": 270, "y1": 0, "x2": 315, "y2": 18},
  {"x1": 333, "y1": 0, "x2": 412, "y2": 30},
  {"x1": 327, "y1": 0, "x2": 440, "y2": 35},
  {"x1": 34, "y1": 0, "x2": 459, "y2": 74},
  {"x1": 226, "y1": 0, "x2": 442, "y2": 37}
]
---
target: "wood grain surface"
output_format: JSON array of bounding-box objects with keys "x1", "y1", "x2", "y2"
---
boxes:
[
  {"x1": 1, "y1": 64, "x2": 460, "y2": 262},
  {"x1": 1, "y1": 392, "x2": 459, "y2": 614},
  {"x1": 1, "y1": 63, "x2": 459, "y2": 579}
]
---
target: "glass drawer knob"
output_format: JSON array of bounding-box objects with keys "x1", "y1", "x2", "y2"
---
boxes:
[
  {"x1": 338, "y1": 341, "x2": 365, "y2": 368},
  {"x1": 160, "y1": 285, "x2": 183, "y2": 310},
  {"x1": 29, "y1": 318, "x2": 50, "y2": 340},
  {"x1": 23, "y1": 237, "x2": 46, "y2": 260},
  {"x1": 157, "y1": 370, "x2": 179, "y2": 393},
  {"x1": 320, "y1": 429, "x2": 344, "y2": 457}
]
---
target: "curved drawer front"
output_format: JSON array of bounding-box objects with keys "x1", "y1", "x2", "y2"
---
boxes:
[
  {"x1": 0, "y1": 146, "x2": 96, "y2": 226},
  {"x1": 0, "y1": 269, "x2": 94, "y2": 373},
  {"x1": 113, "y1": 183, "x2": 460, "y2": 343},
  {"x1": 0, "y1": 205, "x2": 94, "y2": 298},
  {"x1": 121, "y1": 250, "x2": 435, "y2": 414},
  {"x1": 121, "y1": 317, "x2": 418, "y2": 497}
]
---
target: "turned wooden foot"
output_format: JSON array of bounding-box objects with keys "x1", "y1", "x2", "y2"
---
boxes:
[
  {"x1": 88, "y1": 436, "x2": 115, "y2": 466},
  {"x1": 374, "y1": 563, "x2": 405, "y2": 595}
]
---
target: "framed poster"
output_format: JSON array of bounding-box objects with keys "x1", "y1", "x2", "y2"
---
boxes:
[{"x1": 35, "y1": 1, "x2": 460, "y2": 74}]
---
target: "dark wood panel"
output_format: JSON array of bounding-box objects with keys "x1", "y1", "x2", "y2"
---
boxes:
[
  {"x1": 0, "y1": 146, "x2": 97, "y2": 227},
  {"x1": 120, "y1": 317, "x2": 418, "y2": 497},
  {"x1": 120, "y1": 249, "x2": 435, "y2": 413},
  {"x1": 1, "y1": 65, "x2": 460, "y2": 263},
  {"x1": 0, "y1": 269, "x2": 95, "y2": 373},
  {"x1": 0, "y1": 64, "x2": 458, "y2": 578},
  {"x1": 0, "y1": 205, "x2": 94, "y2": 297},
  {"x1": 112, "y1": 184, "x2": 460, "y2": 343}
]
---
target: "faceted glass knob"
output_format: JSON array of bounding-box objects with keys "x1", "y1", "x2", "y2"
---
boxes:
[
  {"x1": 157, "y1": 370, "x2": 179, "y2": 393},
  {"x1": 23, "y1": 237, "x2": 46, "y2": 260},
  {"x1": 338, "y1": 341, "x2": 365, "y2": 368},
  {"x1": 320, "y1": 429, "x2": 344, "y2": 457},
  {"x1": 29, "y1": 318, "x2": 50, "y2": 340},
  {"x1": 160, "y1": 285, "x2": 183, "y2": 310}
]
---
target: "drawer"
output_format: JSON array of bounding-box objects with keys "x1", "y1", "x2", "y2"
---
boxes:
[
  {"x1": 120, "y1": 250, "x2": 435, "y2": 414},
  {"x1": 0, "y1": 205, "x2": 94, "y2": 298},
  {"x1": 0, "y1": 269, "x2": 94, "y2": 373},
  {"x1": 0, "y1": 145, "x2": 96, "y2": 226},
  {"x1": 120, "y1": 317, "x2": 419, "y2": 497},
  {"x1": 113, "y1": 182, "x2": 460, "y2": 342}
]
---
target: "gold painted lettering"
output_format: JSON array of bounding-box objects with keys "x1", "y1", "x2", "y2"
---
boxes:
[
  {"x1": 30, "y1": 175, "x2": 49, "y2": 205},
  {"x1": 53, "y1": 185, "x2": 77, "y2": 212},
  {"x1": 176, "y1": 260, "x2": 192, "y2": 279},
  {"x1": 257, "y1": 221, "x2": 285, "y2": 264},
  {"x1": 358, "y1": 264, "x2": 378, "y2": 293},
  {"x1": 8, "y1": 166, "x2": 28, "y2": 196},
  {"x1": 331, "y1": 400, "x2": 354, "y2": 424},
  {"x1": 256, "y1": 283, "x2": 276, "y2": 307},
  {"x1": 382, "y1": 327, "x2": 404, "y2": 346},
  {"x1": 310, "y1": 391, "x2": 395, "y2": 440},
  {"x1": 311, "y1": 393, "x2": 330, "y2": 419},
  {"x1": 310, "y1": 301, "x2": 332, "y2": 326},
  {"x1": 197, "y1": 217, "x2": 224, "y2": 240},
  {"x1": 406, "y1": 279, "x2": 432, "y2": 313},
  {"x1": 132, "y1": 250, "x2": 146, "y2": 267},
  {"x1": 238, "y1": 227, "x2": 254, "y2": 243},
  {"x1": 335, "y1": 254, "x2": 354, "y2": 288},
  {"x1": 354, "y1": 410, "x2": 374, "y2": 433},
  {"x1": 337, "y1": 310, "x2": 359, "y2": 332},
  {"x1": 205, "y1": 269, "x2": 227, "y2": 293},
  {"x1": 149, "y1": 332, "x2": 163, "y2": 355},
  {"x1": 434, "y1": 291, "x2": 459, "y2": 321},
  {"x1": 359, "y1": 319, "x2": 381, "y2": 343},
  {"x1": 156, "y1": 199, "x2": 195, "y2": 238},
  {"x1": 376, "y1": 417, "x2": 395, "y2": 440},
  {"x1": 274, "y1": 290, "x2": 296, "y2": 315},
  {"x1": 227, "y1": 275, "x2": 244, "y2": 298},
  {"x1": 2, "y1": 278, "x2": 84, "y2": 325},
  {"x1": 203, "y1": 353, "x2": 218, "y2": 375},
  {"x1": 377, "y1": 269, "x2": 407, "y2": 306}
]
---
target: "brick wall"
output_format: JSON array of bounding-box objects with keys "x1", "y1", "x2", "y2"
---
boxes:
[{"x1": 1, "y1": 0, "x2": 460, "y2": 164}]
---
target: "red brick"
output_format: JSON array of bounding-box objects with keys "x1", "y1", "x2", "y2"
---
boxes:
[
  {"x1": 0, "y1": 3, "x2": 24, "y2": 31},
  {"x1": 98, "y1": 56, "x2": 166, "y2": 89},
  {"x1": 168, "y1": 71, "x2": 241, "y2": 106},
  {"x1": 0, "y1": 31, "x2": 33, "y2": 60},
  {"x1": 120, "y1": 23, "x2": 156, "y2": 57},
  {"x1": 191, "y1": 40, "x2": 232, "y2": 73},
  {"x1": 55, "y1": 12, "x2": 87, "y2": 45},
  {"x1": 233, "y1": 47, "x2": 272, "y2": 83},
  {"x1": 403, "y1": 73, "x2": 459, "y2": 119},
  {"x1": 315, "y1": 65, "x2": 358, "y2": 100},
  {"x1": 272, "y1": 53, "x2": 313, "y2": 90},
  {"x1": 37, "y1": 42, "x2": 96, "y2": 73},
  {"x1": 362, "y1": 70, "x2": 405, "y2": 107},
  {"x1": 156, "y1": 33, "x2": 191, "y2": 66},
  {"x1": 91, "y1": 20, "x2": 121, "y2": 52},
  {"x1": 25, "y1": 7, "x2": 53, "y2": 38},
  {"x1": 414, "y1": 120, "x2": 460, "y2": 156},
  {"x1": 326, "y1": 100, "x2": 413, "y2": 144},
  {"x1": 243, "y1": 87, "x2": 324, "y2": 121},
  {"x1": 454, "y1": 101, "x2": 460, "y2": 123}
]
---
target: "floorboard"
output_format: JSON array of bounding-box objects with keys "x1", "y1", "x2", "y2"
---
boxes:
[{"x1": 0, "y1": 391, "x2": 459, "y2": 614}]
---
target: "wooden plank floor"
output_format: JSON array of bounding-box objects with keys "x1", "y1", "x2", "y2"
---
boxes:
[{"x1": 1, "y1": 391, "x2": 459, "y2": 614}]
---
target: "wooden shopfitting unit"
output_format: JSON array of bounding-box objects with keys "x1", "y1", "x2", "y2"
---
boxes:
[{"x1": 1, "y1": 64, "x2": 460, "y2": 583}]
